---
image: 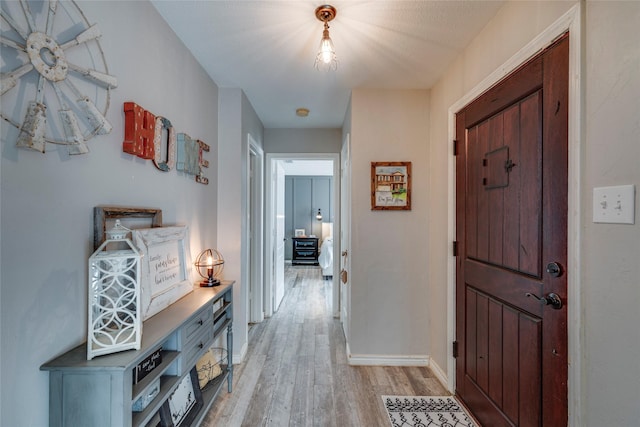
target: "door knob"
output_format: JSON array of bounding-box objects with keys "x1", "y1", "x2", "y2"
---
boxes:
[{"x1": 525, "y1": 292, "x2": 563, "y2": 309}]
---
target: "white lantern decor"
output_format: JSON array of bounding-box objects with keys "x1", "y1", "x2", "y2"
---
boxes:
[{"x1": 88, "y1": 220, "x2": 142, "y2": 360}]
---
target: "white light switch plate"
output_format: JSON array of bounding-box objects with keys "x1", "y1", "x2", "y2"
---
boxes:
[{"x1": 593, "y1": 185, "x2": 635, "y2": 224}]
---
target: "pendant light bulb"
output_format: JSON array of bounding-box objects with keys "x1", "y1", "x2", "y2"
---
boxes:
[
  {"x1": 319, "y1": 26, "x2": 335, "y2": 64},
  {"x1": 314, "y1": 5, "x2": 338, "y2": 71}
]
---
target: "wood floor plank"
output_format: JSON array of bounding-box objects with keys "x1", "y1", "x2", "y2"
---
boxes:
[
  {"x1": 314, "y1": 333, "x2": 332, "y2": 387},
  {"x1": 242, "y1": 321, "x2": 291, "y2": 425},
  {"x1": 202, "y1": 264, "x2": 450, "y2": 427},
  {"x1": 203, "y1": 354, "x2": 267, "y2": 427},
  {"x1": 313, "y1": 384, "x2": 337, "y2": 427},
  {"x1": 290, "y1": 355, "x2": 314, "y2": 427},
  {"x1": 370, "y1": 366, "x2": 393, "y2": 387},
  {"x1": 299, "y1": 321, "x2": 316, "y2": 357},
  {"x1": 387, "y1": 367, "x2": 416, "y2": 395},
  {"x1": 405, "y1": 366, "x2": 449, "y2": 395},
  {"x1": 264, "y1": 323, "x2": 302, "y2": 426},
  {"x1": 332, "y1": 363, "x2": 363, "y2": 427}
]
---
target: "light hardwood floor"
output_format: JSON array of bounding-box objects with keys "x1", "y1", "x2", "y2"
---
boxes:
[{"x1": 202, "y1": 265, "x2": 448, "y2": 427}]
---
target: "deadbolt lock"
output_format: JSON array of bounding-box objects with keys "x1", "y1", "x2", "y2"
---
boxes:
[{"x1": 546, "y1": 262, "x2": 563, "y2": 278}]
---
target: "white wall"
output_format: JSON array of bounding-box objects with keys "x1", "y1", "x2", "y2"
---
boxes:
[
  {"x1": 217, "y1": 88, "x2": 264, "y2": 363},
  {"x1": 582, "y1": 2, "x2": 640, "y2": 424},
  {"x1": 0, "y1": 1, "x2": 219, "y2": 425},
  {"x1": 348, "y1": 89, "x2": 430, "y2": 360},
  {"x1": 264, "y1": 128, "x2": 342, "y2": 153}
]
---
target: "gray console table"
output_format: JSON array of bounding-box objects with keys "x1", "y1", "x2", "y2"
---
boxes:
[{"x1": 41, "y1": 281, "x2": 233, "y2": 427}]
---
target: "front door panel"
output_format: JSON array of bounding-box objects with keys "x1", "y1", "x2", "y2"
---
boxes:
[{"x1": 455, "y1": 35, "x2": 569, "y2": 426}]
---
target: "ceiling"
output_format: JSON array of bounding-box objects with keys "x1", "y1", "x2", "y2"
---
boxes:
[{"x1": 150, "y1": 1, "x2": 505, "y2": 129}]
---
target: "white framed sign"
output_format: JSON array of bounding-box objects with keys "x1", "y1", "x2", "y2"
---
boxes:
[{"x1": 134, "y1": 226, "x2": 192, "y2": 319}]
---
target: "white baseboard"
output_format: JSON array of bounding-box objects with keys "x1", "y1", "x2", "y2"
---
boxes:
[
  {"x1": 232, "y1": 341, "x2": 248, "y2": 365},
  {"x1": 345, "y1": 347, "x2": 451, "y2": 392},
  {"x1": 348, "y1": 353, "x2": 430, "y2": 367},
  {"x1": 428, "y1": 358, "x2": 451, "y2": 393}
]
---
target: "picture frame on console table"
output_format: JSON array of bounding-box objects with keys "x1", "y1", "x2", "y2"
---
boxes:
[
  {"x1": 159, "y1": 368, "x2": 203, "y2": 427},
  {"x1": 133, "y1": 225, "x2": 192, "y2": 320}
]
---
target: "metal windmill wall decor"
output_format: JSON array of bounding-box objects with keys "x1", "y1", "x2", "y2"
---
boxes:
[{"x1": 1, "y1": 0, "x2": 117, "y2": 154}]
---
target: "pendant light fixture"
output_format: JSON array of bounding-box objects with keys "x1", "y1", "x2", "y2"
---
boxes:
[{"x1": 314, "y1": 5, "x2": 338, "y2": 71}]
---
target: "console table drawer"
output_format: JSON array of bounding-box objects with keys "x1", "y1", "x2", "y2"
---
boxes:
[
  {"x1": 181, "y1": 326, "x2": 214, "y2": 373},
  {"x1": 181, "y1": 304, "x2": 213, "y2": 345}
]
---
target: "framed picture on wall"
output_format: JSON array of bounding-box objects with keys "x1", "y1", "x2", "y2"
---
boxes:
[{"x1": 371, "y1": 162, "x2": 412, "y2": 210}]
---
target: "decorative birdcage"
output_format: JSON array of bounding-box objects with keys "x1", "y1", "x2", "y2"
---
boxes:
[{"x1": 87, "y1": 220, "x2": 142, "y2": 360}]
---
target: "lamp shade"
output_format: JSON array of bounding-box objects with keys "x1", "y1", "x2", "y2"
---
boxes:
[
  {"x1": 322, "y1": 222, "x2": 333, "y2": 240},
  {"x1": 87, "y1": 220, "x2": 142, "y2": 360},
  {"x1": 316, "y1": 31, "x2": 337, "y2": 68}
]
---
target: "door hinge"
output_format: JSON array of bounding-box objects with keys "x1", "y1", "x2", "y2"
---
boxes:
[
  {"x1": 453, "y1": 139, "x2": 459, "y2": 156},
  {"x1": 453, "y1": 241, "x2": 458, "y2": 257},
  {"x1": 453, "y1": 341, "x2": 459, "y2": 358}
]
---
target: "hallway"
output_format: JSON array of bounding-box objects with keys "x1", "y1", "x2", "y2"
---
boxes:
[{"x1": 203, "y1": 265, "x2": 448, "y2": 426}]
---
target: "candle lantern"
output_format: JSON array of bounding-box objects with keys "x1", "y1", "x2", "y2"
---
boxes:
[
  {"x1": 194, "y1": 249, "x2": 224, "y2": 287},
  {"x1": 87, "y1": 220, "x2": 142, "y2": 360}
]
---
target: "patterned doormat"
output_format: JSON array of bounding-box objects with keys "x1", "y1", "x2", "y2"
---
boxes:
[{"x1": 382, "y1": 396, "x2": 478, "y2": 427}]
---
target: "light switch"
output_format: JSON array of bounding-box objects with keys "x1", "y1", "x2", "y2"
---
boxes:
[{"x1": 593, "y1": 185, "x2": 635, "y2": 224}]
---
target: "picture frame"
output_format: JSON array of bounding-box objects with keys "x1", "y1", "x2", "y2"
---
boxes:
[
  {"x1": 93, "y1": 205, "x2": 162, "y2": 250},
  {"x1": 159, "y1": 368, "x2": 203, "y2": 427},
  {"x1": 294, "y1": 229, "x2": 305, "y2": 237},
  {"x1": 133, "y1": 226, "x2": 192, "y2": 320},
  {"x1": 371, "y1": 162, "x2": 412, "y2": 210}
]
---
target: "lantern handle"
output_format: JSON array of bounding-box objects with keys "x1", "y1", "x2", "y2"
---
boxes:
[
  {"x1": 113, "y1": 219, "x2": 131, "y2": 230},
  {"x1": 106, "y1": 219, "x2": 132, "y2": 240}
]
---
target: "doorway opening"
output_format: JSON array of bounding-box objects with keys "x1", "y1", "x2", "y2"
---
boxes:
[{"x1": 265, "y1": 153, "x2": 340, "y2": 318}]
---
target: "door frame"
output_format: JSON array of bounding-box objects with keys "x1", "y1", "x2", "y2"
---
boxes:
[
  {"x1": 248, "y1": 135, "x2": 264, "y2": 323},
  {"x1": 265, "y1": 153, "x2": 341, "y2": 317},
  {"x1": 340, "y1": 134, "x2": 351, "y2": 340},
  {"x1": 445, "y1": 4, "x2": 582, "y2": 425}
]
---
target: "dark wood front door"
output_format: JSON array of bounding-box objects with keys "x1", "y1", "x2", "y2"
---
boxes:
[{"x1": 455, "y1": 34, "x2": 569, "y2": 426}]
